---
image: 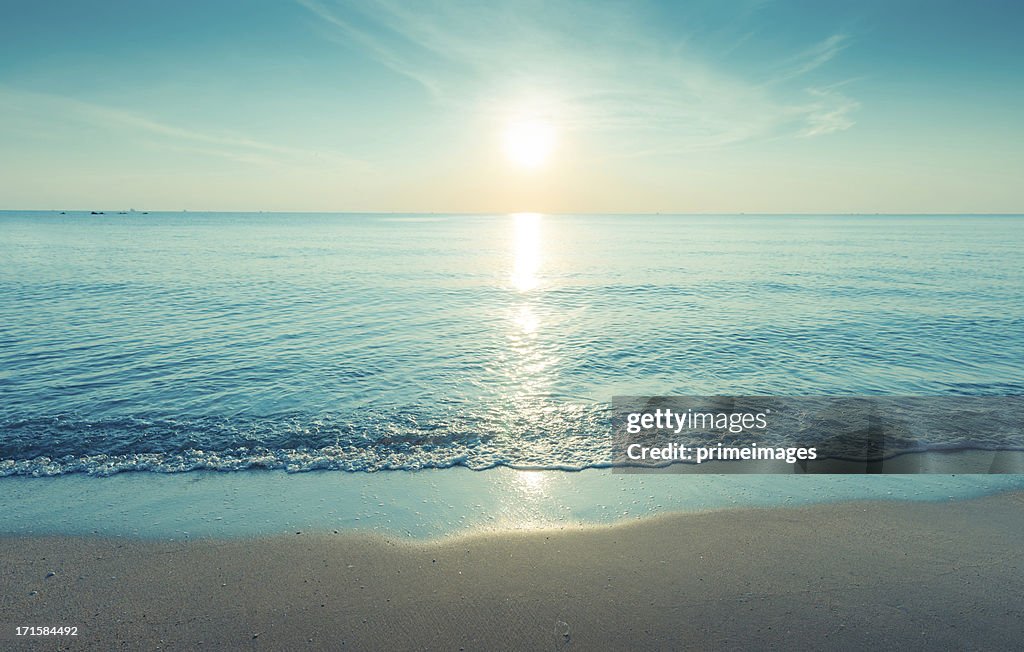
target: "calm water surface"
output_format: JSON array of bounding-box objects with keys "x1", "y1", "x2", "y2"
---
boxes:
[{"x1": 1, "y1": 212, "x2": 1022, "y2": 474}]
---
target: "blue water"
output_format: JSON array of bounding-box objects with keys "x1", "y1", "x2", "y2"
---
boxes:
[
  {"x1": 1, "y1": 212, "x2": 1022, "y2": 476},
  {"x1": 4, "y1": 469, "x2": 1023, "y2": 539}
]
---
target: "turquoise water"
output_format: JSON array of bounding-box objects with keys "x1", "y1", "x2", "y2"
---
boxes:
[
  {"x1": 2, "y1": 469, "x2": 1022, "y2": 539},
  {"x1": 1, "y1": 212, "x2": 1022, "y2": 475}
]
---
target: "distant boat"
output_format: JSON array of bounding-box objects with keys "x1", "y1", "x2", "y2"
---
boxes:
[{"x1": 90, "y1": 211, "x2": 104, "y2": 215}]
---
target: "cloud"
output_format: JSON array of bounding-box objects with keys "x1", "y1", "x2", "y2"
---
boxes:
[
  {"x1": 0, "y1": 85, "x2": 367, "y2": 169},
  {"x1": 770, "y1": 34, "x2": 851, "y2": 83},
  {"x1": 297, "y1": 0, "x2": 859, "y2": 155},
  {"x1": 799, "y1": 86, "x2": 860, "y2": 137}
]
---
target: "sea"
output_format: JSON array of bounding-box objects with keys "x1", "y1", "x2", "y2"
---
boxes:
[{"x1": 2, "y1": 211, "x2": 1023, "y2": 537}]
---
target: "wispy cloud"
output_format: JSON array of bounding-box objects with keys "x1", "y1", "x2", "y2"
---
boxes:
[
  {"x1": 297, "y1": 0, "x2": 859, "y2": 155},
  {"x1": 0, "y1": 85, "x2": 367, "y2": 169},
  {"x1": 770, "y1": 34, "x2": 851, "y2": 83},
  {"x1": 798, "y1": 85, "x2": 860, "y2": 137}
]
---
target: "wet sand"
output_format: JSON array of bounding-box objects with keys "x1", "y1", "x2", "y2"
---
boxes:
[{"x1": 2, "y1": 492, "x2": 1023, "y2": 651}]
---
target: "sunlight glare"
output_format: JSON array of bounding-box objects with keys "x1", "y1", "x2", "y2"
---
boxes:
[
  {"x1": 511, "y1": 212, "x2": 542, "y2": 291},
  {"x1": 503, "y1": 120, "x2": 556, "y2": 169},
  {"x1": 515, "y1": 470, "x2": 547, "y2": 495}
]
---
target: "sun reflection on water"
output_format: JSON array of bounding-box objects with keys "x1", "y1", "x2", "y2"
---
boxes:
[
  {"x1": 513, "y1": 304, "x2": 539, "y2": 336},
  {"x1": 515, "y1": 470, "x2": 547, "y2": 495},
  {"x1": 491, "y1": 212, "x2": 569, "y2": 528},
  {"x1": 489, "y1": 469, "x2": 556, "y2": 531},
  {"x1": 510, "y1": 212, "x2": 542, "y2": 292}
]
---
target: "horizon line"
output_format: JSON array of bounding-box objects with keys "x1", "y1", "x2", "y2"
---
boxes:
[{"x1": 3, "y1": 208, "x2": 1024, "y2": 217}]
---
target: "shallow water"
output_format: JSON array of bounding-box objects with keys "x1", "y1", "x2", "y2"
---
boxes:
[
  {"x1": 1, "y1": 212, "x2": 1022, "y2": 475},
  {"x1": 2, "y1": 468, "x2": 1022, "y2": 539}
]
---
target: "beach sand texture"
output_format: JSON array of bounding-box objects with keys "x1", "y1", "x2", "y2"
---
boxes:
[{"x1": 3, "y1": 492, "x2": 1022, "y2": 651}]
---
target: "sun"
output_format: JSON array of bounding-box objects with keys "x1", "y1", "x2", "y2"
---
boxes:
[{"x1": 503, "y1": 119, "x2": 556, "y2": 169}]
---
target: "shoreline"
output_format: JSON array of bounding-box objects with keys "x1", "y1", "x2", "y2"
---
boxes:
[
  {"x1": 4, "y1": 446, "x2": 1023, "y2": 478},
  {"x1": 3, "y1": 462, "x2": 1024, "y2": 540},
  {"x1": 3, "y1": 491, "x2": 1022, "y2": 650}
]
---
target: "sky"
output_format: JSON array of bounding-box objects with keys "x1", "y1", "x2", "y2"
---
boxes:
[{"x1": 1, "y1": 0, "x2": 1022, "y2": 213}]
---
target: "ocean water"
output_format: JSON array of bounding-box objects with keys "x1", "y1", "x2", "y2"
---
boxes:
[
  {"x1": 1, "y1": 212, "x2": 1022, "y2": 476},
  {"x1": 4, "y1": 469, "x2": 1024, "y2": 539}
]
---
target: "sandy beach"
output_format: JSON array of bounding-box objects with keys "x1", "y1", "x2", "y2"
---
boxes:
[{"x1": 3, "y1": 491, "x2": 1022, "y2": 651}]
